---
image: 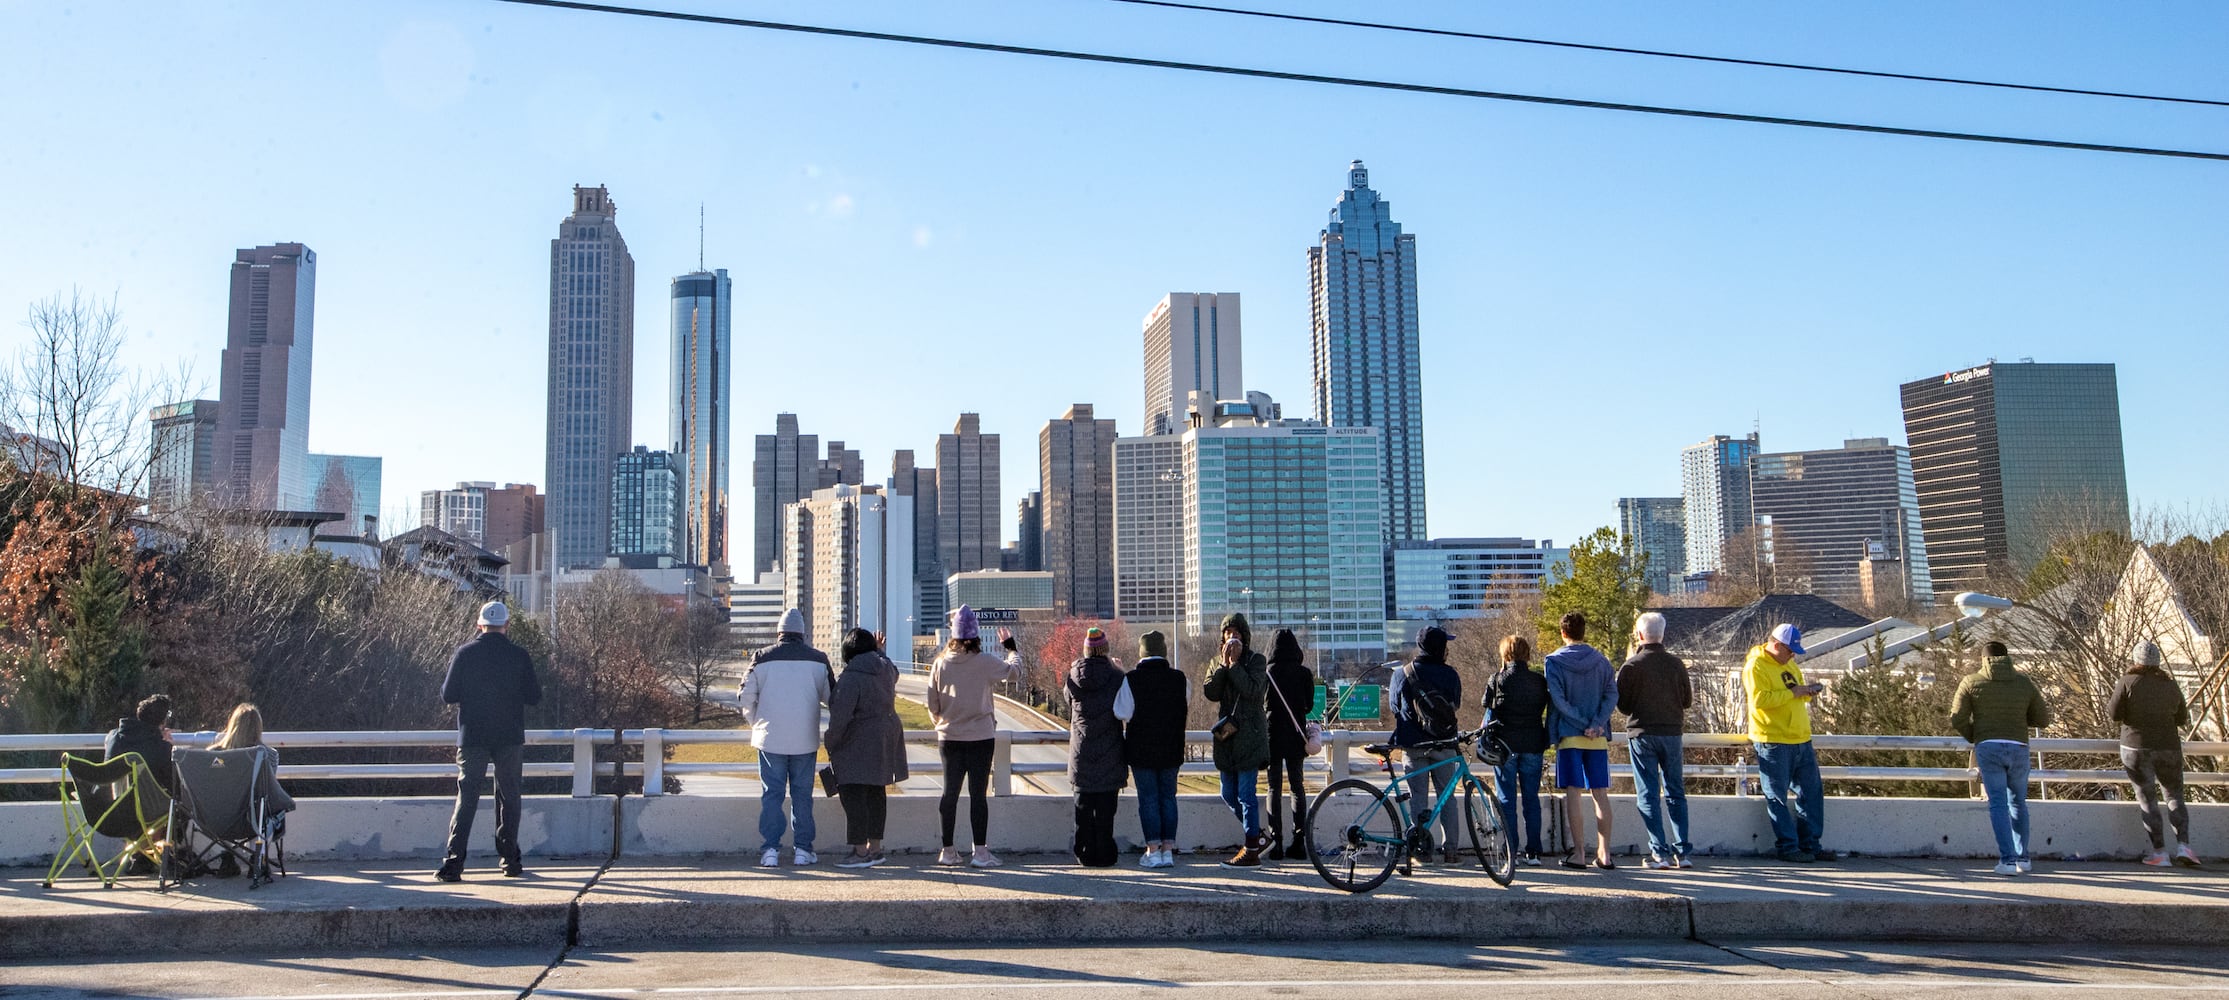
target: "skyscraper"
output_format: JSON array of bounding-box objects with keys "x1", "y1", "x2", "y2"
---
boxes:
[
  {"x1": 782, "y1": 483, "x2": 915, "y2": 653},
  {"x1": 1014, "y1": 492, "x2": 1044, "y2": 573},
  {"x1": 1040, "y1": 404, "x2": 1118, "y2": 617},
  {"x1": 1681, "y1": 433, "x2": 1760, "y2": 578},
  {"x1": 546, "y1": 185, "x2": 636, "y2": 570},
  {"x1": 421, "y1": 482, "x2": 542, "y2": 550},
  {"x1": 148, "y1": 400, "x2": 220, "y2": 512},
  {"x1": 1142, "y1": 294, "x2": 1243, "y2": 437},
  {"x1": 1900, "y1": 361, "x2": 2129, "y2": 593},
  {"x1": 610, "y1": 446, "x2": 680, "y2": 560},
  {"x1": 1310, "y1": 161, "x2": 1425, "y2": 543},
  {"x1": 1113, "y1": 434, "x2": 1185, "y2": 626},
  {"x1": 936, "y1": 413, "x2": 1001, "y2": 574},
  {"x1": 216, "y1": 243, "x2": 315, "y2": 509},
  {"x1": 1616, "y1": 497, "x2": 1687, "y2": 596},
  {"x1": 753, "y1": 414, "x2": 820, "y2": 575},
  {"x1": 670, "y1": 269, "x2": 731, "y2": 571},
  {"x1": 305, "y1": 453, "x2": 382, "y2": 536},
  {"x1": 892, "y1": 449, "x2": 943, "y2": 633},
  {"x1": 1751, "y1": 439, "x2": 1933, "y2": 605}
]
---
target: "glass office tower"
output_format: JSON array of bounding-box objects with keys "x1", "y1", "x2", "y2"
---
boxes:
[
  {"x1": 670, "y1": 269, "x2": 732, "y2": 571},
  {"x1": 1309, "y1": 161, "x2": 1425, "y2": 544}
]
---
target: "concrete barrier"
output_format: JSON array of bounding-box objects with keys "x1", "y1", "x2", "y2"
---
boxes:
[{"x1": 7, "y1": 792, "x2": 2224, "y2": 865}]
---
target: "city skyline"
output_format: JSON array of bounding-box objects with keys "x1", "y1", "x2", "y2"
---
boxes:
[{"x1": 8, "y1": 3, "x2": 2223, "y2": 556}]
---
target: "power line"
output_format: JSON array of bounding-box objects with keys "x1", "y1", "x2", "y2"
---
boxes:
[
  {"x1": 485, "y1": 0, "x2": 2229, "y2": 162},
  {"x1": 1107, "y1": 0, "x2": 2229, "y2": 110}
]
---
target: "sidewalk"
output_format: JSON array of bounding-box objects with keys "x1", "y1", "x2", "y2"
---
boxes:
[{"x1": 8, "y1": 853, "x2": 2226, "y2": 959}]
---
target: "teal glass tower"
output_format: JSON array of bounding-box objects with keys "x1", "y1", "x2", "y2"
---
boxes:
[{"x1": 1309, "y1": 160, "x2": 1425, "y2": 543}]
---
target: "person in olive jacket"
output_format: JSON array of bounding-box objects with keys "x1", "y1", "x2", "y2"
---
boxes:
[
  {"x1": 1949, "y1": 640, "x2": 2052, "y2": 875},
  {"x1": 825, "y1": 629, "x2": 909, "y2": 869},
  {"x1": 1203, "y1": 612, "x2": 1271, "y2": 867},
  {"x1": 2108, "y1": 640, "x2": 2199, "y2": 868},
  {"x1": 1121, "y1": 631, "x2": 1189, "y2": 868},
  {"x1": 437, "y1": 601, "x2": 543, "y2": 882},
  {"x1": 1483, "y1": 635, "x2": 1549, "y2": 864},
  {"x1": 1263, "y1": 629, "x2": 1317, "y2": 861},
  {"x1": 1065, "y1": 627, "x2": 1127, "y2": 867}
]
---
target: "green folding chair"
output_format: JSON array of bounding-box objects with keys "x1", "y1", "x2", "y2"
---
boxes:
[{"x1": 45, "y1": 752, "x2": 172, "y2": 888}]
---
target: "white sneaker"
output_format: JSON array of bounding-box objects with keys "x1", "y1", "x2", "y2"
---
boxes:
[
  {"x1": 1139, "y1": 849, "x2": 1160, "y2": 869},
  {"x1": 759, "y1": 848, "x2": 781, "y2": 868},
  {"x1": 791, "y1": 849, "x2": 818, "y2": 866},
  {"x1": 2015, "y1": 859, "x2": 2032, "y2": 874},
  {"x1": 1645, "y1": 855, "x2": 1676, "y2": 870},
  {"x1": 1993, "y1": 861, "x2": 2020, "y2": 876},
  {"x1": 935, "y1": 847, "x2": 965, "y2": 866},
  {"x1": 969, "y1": 848, "x2": 1003, "y2": 869},
  {"x1": 2176, "y1": 844, "x2": 2203, "y2": 868},
  {"x1": 2141, "y1": 850, "x2": 2172, "y2": 867}
]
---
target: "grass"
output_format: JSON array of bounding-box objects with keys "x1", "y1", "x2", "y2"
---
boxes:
[{"x1": 668, "y1": 695, "x2": 938, "y2": 768}]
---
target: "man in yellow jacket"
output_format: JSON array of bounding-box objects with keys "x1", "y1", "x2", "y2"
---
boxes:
[{"x1": 1744, "y1": 624, "x2": 1833, "y2": 863}]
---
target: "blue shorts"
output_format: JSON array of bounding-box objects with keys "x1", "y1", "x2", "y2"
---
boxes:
[{"x1": 1555, "y1": 748, "x2": 1612, "y2": 789}]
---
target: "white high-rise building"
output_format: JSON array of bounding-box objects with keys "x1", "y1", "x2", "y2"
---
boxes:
[
  {"x1": 1142, "y1": 293, "x2": 1243, "y2": 438},
  {"x1": 1113, "y1": 434, "x2": 1185, "y2": 626},
  {"x1": 1681, "y1": 433, "x2": 1760, "y2": 578},
  {"x1": 1391, "y1": 538, "x2": 1570, "y2": 621},
  {"x1": 1176, "y1": 391, "x2": 1385, "y2": 669},
  {"x1": 782, "y1": 483, "x2": 916, "y2": 654},
  {"x1": 423, "y1": 481, "x2": 496, "y2": 543}
]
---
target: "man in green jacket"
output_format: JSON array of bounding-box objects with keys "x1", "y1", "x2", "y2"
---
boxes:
[{"x1": 1949, "y1": 641, "x2": 2053, "y2": 876}]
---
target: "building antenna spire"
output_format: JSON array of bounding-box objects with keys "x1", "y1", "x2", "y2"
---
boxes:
[{"x1": 698, "y1": 203, "x2": 705, "y2": 270}]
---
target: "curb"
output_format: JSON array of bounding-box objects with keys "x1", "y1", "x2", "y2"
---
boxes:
[{"x1": 0, "y1": 902, "x2": 573, "y2": 961}]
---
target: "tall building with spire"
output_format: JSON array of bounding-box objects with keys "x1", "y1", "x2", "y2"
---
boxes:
[
  {"x1": 216, "y1": 243, "x2": 316, "y2": 509},
  {"x1": 545, "y1": 185, "x2": 636, "y2": 570},
  {"x1": 1309, "y1": 161, "x2": 1425, "y2": 543},
  {"x1": 670, "y1": 268, "x2": 731, "y2": 571}
]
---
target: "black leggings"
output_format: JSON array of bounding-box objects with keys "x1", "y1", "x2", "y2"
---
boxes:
[
  {"x1": 1267, "y1": 753, "x2": 1308, "y2": 839},
  {"x1": 939, "y1": 739, "x2": 995, "y2": 848},
  {"x1": 838, "y1": 783, "x2": 888, "y2": 845}
]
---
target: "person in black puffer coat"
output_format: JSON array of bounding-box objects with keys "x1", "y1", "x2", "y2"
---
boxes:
[
  {"x1": 1122, "y1": 631, "x2": 1189, "y2": 868},
  {"x1": 1065, "y1": 628, "x2": 1127, "y2": 867},
  {"x1": 1263, "y1": 629, "x2": 1317, "y2": 861},
  {"x1": 1483, "y1": 634, "x2": 1550, "y2": 863}
]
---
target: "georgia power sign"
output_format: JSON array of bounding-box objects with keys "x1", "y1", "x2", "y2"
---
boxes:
[{"x1": 1942, "y1": 365, "x2": 1992, "y2": 386}]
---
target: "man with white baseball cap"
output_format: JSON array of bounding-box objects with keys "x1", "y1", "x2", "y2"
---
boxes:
[
  {"x1": 437, "y1": 600, "x2": 543, "y2": 881},
  {"x1": 1743, "y1": 622, "x2": 1832, "y2": 863}
]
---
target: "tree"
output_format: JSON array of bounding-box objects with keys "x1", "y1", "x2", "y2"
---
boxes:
[
  {"x1": 669, "y1": 599, "x2": 736, "y2": 724},
  {"x1": 1537, "y1": 527, "x2": 1653, "y2": 658},
  {"x1": 0, "y1": 290, "x2": 186, "y2": 500},
  {"x1": 13, "y1": 534, "x2": 147, "y2": 732},
  {"x1": 545, "y1": 571, "x2": 688, "y2": 732}
]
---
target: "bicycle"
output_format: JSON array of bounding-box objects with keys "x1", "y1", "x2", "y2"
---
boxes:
[{"x1": 1303, "y1": 726, "x2": 1516, "y2": 893}]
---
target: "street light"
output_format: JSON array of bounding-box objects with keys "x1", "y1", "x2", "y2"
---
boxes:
[
  {"x1": 1952, "y1": 590, "x2": 2107, "y2": 670},
  {"x1": 1241, "y1": 587, "x2": 1255, "y2": 621}
]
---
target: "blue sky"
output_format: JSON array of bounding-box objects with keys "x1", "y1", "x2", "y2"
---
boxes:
[{"x1": 4, "y1": 1, "x2": 2224, "y2": 572}]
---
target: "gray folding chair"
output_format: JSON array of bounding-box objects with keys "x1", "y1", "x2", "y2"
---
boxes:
[{"x1": 163, "y1": 747, "x2": 286, "y2": 890}]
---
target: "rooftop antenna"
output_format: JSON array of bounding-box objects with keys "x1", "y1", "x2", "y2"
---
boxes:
[{"x1": 698, "y1": 203, "x2": 704, "y2": 271}]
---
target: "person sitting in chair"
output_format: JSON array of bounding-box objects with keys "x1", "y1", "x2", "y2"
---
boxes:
[
  {"x1": 104, "y1": 694, "x2": 176, "y2": 795},
  {"x1": 210, "y1": 703, "x2": 295, "y2": 815}
]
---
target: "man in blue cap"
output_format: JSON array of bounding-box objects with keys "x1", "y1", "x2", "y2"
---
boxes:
[{"x1": 1743, "y1": 622, "x2": 1833, "y2": 863}]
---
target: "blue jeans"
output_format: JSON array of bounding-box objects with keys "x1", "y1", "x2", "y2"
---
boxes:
[
  {"x1": 1752, "y1": 741, "x2": 1824, "y2": 855},
  {"x1": 1403, "y1": 748, "x2": 1460, "y2": 850},
  {"x1": 1975, "y1": 741, "x2": 2031, "y2": 864},
  {"x1": 1134, "y1": 766, "x2": 1180, "y2": 843},
  {"x1": 757, "y1": 751, "x2": 817, "y2": 853},
  {"x1": 1219, "y1": 768, "x2": 1260, "y2": 838},
  {"x1": 1494, "y1": 752, "x2": 1545, "y2": 855},
  {"x1": 1630, "y1": 734, "x2": 1691, "y2": 860}
]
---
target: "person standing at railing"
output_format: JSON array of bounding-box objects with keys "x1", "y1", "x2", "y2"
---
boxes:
[
  {"x1": 2108, "y1": 640, "x2": 2200, "y2": 868},
  {"x1": 1484, "y1": 636, "x2": 1549, "y2": 866},
  {"x1": 926, "y1": 605, "x2": 1024, "y2": 868},
  {"x1": 1391, "y1": 626, "x2": 1464, "y2": 864},
  {"x1": 1618, "y1": 612, "x2": 1694, "y2": 870},
  {"x1": 1545, "y1": 612, "x2": 1618, "y2": 870},
  {"x1": 1743, "y1": 623, "x2": 1833, "y2": 864},
  {"x1": 1264, "y1": 629, "x2": 1316, "y2": 862},
  {"x1": 1204, "y1": 613, "x2": 1271, "y2": 868},
  {"x1": 1065, "y1": 627, "x2": 1127, "y2": 867},
  {"x1": 1950, "y1": 640, "x2": 2052, "y2": 877},
  {"x1": 740, "y1": 608, "x2": 833, "y2": 868},
  {"x1": 438, "y1": 601, "x2": 542, "y2": 882},
  {"x1": 1119, "y1": 630, "x2": 1189, "y2": 868},
  {"x1": 826, "y1": 629, "x2": 908, "y2": 870}
]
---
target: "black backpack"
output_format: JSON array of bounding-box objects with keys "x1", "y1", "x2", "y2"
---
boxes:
[{"x1": 1403, "y1": 664, "x2": 1460, "y2": 740}]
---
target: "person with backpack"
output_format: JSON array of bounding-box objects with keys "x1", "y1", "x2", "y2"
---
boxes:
[
  {"x1": 2108, "y1": 640, "x2": 2200, "y2": 868},
  {"x1": 1203, "y1": 613, "x2": 1271, "y2": 868},
  {"x1": 1390, "y1": 626, "x2": 1463, "y2": 863},
  {"x1": 1264, "y1": 629, "x2": 1318, "y2": 861},
  {"x1": 1064, "y1": 627, "x2": 1127, "y2": 867},
  {"x1": 1545, "y1": 611, "x2": 1618, "y2": 870},
  {"x1": 1119, "y1": 631, "x2": 1189, "y2": 868},
  {"x1": 1483, "y1": 635, "x2": 1550, "y2": 866}
]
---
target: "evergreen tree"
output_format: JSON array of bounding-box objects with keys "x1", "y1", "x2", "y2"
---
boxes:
[{"x1": 1537, "y1": 526, "x2": 1653, "y2": 655}]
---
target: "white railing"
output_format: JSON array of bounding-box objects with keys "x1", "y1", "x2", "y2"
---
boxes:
[
  {"x1": 0, "y1": 729, "x2": 619, "y2": 797},
  {"x1": 6, "y1": 728, "x2": 2225, "y2": 798}
]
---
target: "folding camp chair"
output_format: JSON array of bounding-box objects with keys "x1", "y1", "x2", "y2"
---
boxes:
[
  {"x1": 45, "y1": 752, "x2": 172, "y2": 888},
  {"x1": 163, "y1": 747, "x2": 286, "y2": 890}
]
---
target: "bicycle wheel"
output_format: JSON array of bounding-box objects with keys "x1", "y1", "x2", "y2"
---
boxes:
[
  {"x1": 1306, "y1": 778, "x2": 1406, "y2": 893},
  {"x1": 1463, "y1": 774, "x2": 1516, "y2": 886}
]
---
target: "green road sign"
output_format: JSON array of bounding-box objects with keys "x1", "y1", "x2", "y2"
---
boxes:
[
  {"x1": 1335, "y1": 683, "x2": 1383, "y2": 721},
  {"x1": 1310, "y1": 684, "x2": 1327, "y2": 720}
]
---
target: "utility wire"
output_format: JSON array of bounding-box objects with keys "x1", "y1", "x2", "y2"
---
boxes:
[
  {"x1": 486, "y1": 0, "x2": 2229, "y2": 162},
  {"x1": 1107, "y1": 0, "x2": 2229, "y2": 110}
]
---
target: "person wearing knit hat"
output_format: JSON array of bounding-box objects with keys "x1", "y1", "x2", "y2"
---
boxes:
[
  {"x1": 1124, "y1": 630, "x2": 1189, "y2": 867},
  {"x1": 1065, "y1": 625, "x2": 1126, "y2": 867},
  {"x1": 2109, "y1": 639, "x2": 2199, "y2": 867},
  {"x1": 926, "y1": 605, "x2": 1023, "y2": 867},
  {"x1": 738, "y1": 609, "x2": 833, "y2": 867}
]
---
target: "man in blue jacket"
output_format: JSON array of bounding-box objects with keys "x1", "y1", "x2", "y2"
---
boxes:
[
  {"x1": 1545, "y1": 612, "x2": 1618, "y2": 869},
  {"x1": 438, "y1": 601, "x2": 543, "y2": 882}
]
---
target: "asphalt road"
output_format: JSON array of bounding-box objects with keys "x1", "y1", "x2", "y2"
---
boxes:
[{"x1": 8, "y1": 941, "x2": 2229, "y2": 999}]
